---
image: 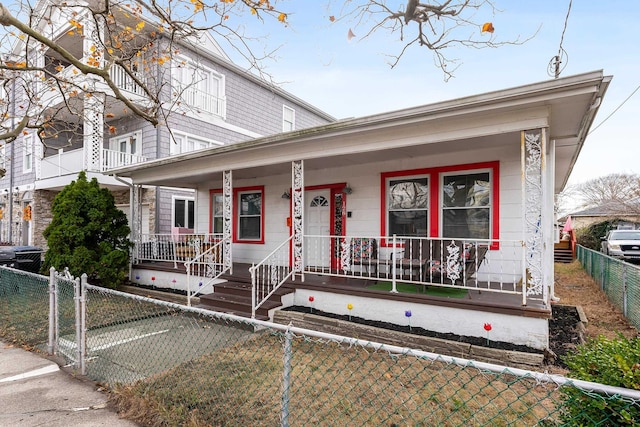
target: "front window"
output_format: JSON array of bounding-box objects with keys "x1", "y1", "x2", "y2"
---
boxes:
[
  {"x1": 170, "y1": 131, "x2": 222, "y2": 156},
  {"x1": 381, "y1": 161, "x2": 499, "y2": 244},
  {"x1": 442, "y1": 172, "x2": 491, "y2": 239},
  {"x1": 210, "y1": 191, "x2": 223, "y2": 234},
  {"x1": 283, "y1": 105, "x2": 295, "y2": 132},
  {"x1": 386, "y1": 176, "x2": 429, "y2": 237},
  {"x1": 23, "y1": 134, "x2": 33, "y2": 173},
  {"x1": 173, "y1": 197, "x2": 195, "y2": 229},
  {"x1": 236, "y1": 188, "x2": 263, "y2": 242}
]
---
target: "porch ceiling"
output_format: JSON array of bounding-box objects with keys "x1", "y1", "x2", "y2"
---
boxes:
[{"x1": 109, "y1": 70, "x2": 611, "y2": 193}]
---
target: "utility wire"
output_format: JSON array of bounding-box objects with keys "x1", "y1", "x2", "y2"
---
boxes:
[
  {"x1": 548, "y1": 0, "x2": 572, "y2": 78},
  {"x1": 589, "y1": 82, "x2": 640, "y2": 135}
]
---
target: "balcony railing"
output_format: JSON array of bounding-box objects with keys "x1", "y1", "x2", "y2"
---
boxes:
[
  {"x1": 179, "y1": 86, "x2": 226, "y2": 118},
  {"x1": 39, "y1": 149, "x2": 85, "y2": 179},
  {"x1": 101, "y1": 149, "x2": 146, "y2": 171},
  {"x1": 109, "y1": 65, "x2": 146, "y2": 97}
]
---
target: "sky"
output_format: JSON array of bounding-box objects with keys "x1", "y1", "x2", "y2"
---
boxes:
[{"x1": 221, "y1": 0, "x2": 639, "y2": 204}]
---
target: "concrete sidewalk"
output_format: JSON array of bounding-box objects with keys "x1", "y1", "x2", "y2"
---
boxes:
[{"x1": 0, "y1": 341, "x2": 137, "y2": 426}]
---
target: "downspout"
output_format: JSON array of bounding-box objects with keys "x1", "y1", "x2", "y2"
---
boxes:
[
  {"x1": 154, "y1": 35, "x2": 162, "y2": 235},
  {"x1": 549, "y1": 138, "x2": 560, "y2": 302},
  {"x1": 113, "y1": 174, "x2": 135, "y2": 281},
  {"x1": 8, "y1": 76, "x2": 15, "y2": 244}
]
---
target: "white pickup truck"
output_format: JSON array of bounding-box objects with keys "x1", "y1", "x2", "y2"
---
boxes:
[{"x1": 601, "y1": 230, "x2": 640, "y2": 263}]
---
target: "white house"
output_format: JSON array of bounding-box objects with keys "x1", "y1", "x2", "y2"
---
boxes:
[{"x1": 111, "y1": 70, "x2": 610, "y2": 350}]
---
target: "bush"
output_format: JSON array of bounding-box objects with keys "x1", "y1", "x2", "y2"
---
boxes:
[
  {"x1": 43, "y1": 171, "x2": 131, "y2": 287},
  {"x1": 575, "y1": 219, "x2": 622, "y2": 250},
  {"x1": 561, "y1": 335, "x2": 640, "y2": 424}
]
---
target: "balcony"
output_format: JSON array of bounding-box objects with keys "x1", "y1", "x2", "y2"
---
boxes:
[
  {"x1": 179, "y1": 86, "x2": 226, "y2": 119},
  {"x1": 38, "y1": 148, "x2": 146, "y2": 179},
  {"x1": 101, "y1": 148, "x2": 146, "y2": 172},
  {"x1": 108, "y1": 65, "x2": 146, "y2": 97}
]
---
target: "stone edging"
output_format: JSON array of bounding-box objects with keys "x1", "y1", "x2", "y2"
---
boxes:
[{"x1": 273, "y1": 311, "x2": 544, "y2": 370}]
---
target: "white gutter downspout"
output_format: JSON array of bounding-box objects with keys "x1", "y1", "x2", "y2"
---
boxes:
[{"x1": 113, "y1": 174, "x2": 135, "y2": 281}]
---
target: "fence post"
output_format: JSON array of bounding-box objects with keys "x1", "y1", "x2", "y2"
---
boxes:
[
  {"x1": 47, "y1": 267, "x2": 56, "y2": 355},
  {"x1": 623, "y1": 264, "x2": 628, "y2": 317},
  {"x1": 74, "y1": 276, "x2": 82, "y2": 371},
  {"x1": 281, "y1": 325, "x2": 292, "y2": 427},
  {"x1": 600, "y1": 255, "x2": 605, "y2": 291},
  {"x1": 79, "y1": 274, "x2": 88, "y2": 376}
]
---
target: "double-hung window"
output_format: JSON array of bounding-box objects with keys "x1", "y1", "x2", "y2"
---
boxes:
[
  {"x1": 381, "y1": 161, "x2": 498, "y2": 243},
  {"x1": 173, "y1": 197, "x2": 195, "y2": 229},
  {"x1": 23, "y1": 134, "x2": 33, "y2": 173},
  {"x1": 235, "y1": 187, "x2": 264, "y2": 242},
  {"x1": 283, "y1": 105, "x2": 295, "y2": 132},
  {"x1": 210, "y1": 191, "x2": 224, "y2": 234},
  {"x1": 170, "y1": 132, "x2": 222, "y2": 156},
  {"x1": 386, "y1": 176, "x2": 429, "y2": 237},
  {"x1": 442, "y1": 172, "x2": 491, "y2": 239}
]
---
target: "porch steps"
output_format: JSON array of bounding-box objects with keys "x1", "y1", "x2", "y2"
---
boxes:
[
  {"x1": 197, "y1": 279, "x2": 293, "y2": 321},
  {"x1": 554, "y1": 248, "x2": 574, "y2": 263}
]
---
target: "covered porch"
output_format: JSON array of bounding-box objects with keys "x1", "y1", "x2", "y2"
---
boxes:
[{"x1": 113, "y1": 71, "x2": 610, "y2": 350}]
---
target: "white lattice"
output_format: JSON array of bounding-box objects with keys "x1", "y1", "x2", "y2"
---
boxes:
[
  {"x1": 223, "y1": 170, "x2": 232, "y2": 271},
  {"x1": 445, "y1": 241, "x2": 461, "y2": 283},
  {"x1": 292, "y1": 160, "x2": 304, "y2": 273},
  {"x1": 523, "y1": 129, "x2": 544, "y2": 296},
  {"x1": 340, "y1": 238, "x2": 352, "y2": 271}
]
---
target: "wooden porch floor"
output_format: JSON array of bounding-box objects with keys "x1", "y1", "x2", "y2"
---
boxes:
[{"x1": 133, "y1": 261, "x2": 551, "y2": 319}]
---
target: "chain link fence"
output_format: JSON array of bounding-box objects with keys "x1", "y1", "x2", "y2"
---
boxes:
[
  {"x1": 577, "y1": 245, "x2": 640, "y2": 331},
  {"x1": 3, "y1": 265, "x2": 640, "y2": 425}
]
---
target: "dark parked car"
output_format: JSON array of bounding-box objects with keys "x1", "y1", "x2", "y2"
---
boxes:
[
  {"x1": 0, "y1": 246, "x2": 43, "y2": 273},
  {"x1": 601, "y1": 230, "x2": 640, "y2": 263}
]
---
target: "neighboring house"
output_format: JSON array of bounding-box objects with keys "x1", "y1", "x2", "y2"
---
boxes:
[
  {"x1": 565, "y1": 201, "x2": 640, "y2": 230},
  {"x1": 111, "y1": 70, "x2": 611, "y2": 350},
  {"x1": 0, "y1": 2, "x2": 334, "y2": 247}
]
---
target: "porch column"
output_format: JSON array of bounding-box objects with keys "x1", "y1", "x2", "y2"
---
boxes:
[
  {"x1": 82, "y1": 17, "x2": 104, "y2": 172},
  {"x1": 223, "y1": 170, "x2": 232, "y2": 274},
  {"x1": 292, "y1": 160, "x2": 304, "y2": 280},
  {"x1": 521, "y1": 129, "x2": 546, "y2": 304},
  {"x1": 130, "y1": 184, "x2": 142, "y2": 263}
]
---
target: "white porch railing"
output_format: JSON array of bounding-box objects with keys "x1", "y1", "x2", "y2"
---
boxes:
[
  {"x1": 101, "y1": 148, "x2": 146, "y2": 171},
  {"x1": 135, "y1": 233, "x2": 223, "y2": 268},
  {"x1": 186, "y1": 237, "x2": 230, "y2": 306},
  {"x1": 109, "y1": 64, "x2": 146, "y2": 97},
  {"x1": 302, "y1": 235, "x2": 537, "y2": 304},
  {"x1": 249, "y1": 235, "x2": 294, "y2": 319}
]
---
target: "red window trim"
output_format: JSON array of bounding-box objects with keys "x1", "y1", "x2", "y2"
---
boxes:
[
  {"x1": 380, "y1": 161, "x2": 500, "y2": 249},
  {"x1": 233, "y1": 185, "x2": 265, "y2": 244}
]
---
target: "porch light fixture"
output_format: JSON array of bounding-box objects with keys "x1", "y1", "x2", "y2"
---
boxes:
[
  {"x1": 342, "y1": 185, "x2": 353, "y2": 195},
  {"x1": 281, "y1": 190, "x2": 291, "y2": 199}
]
